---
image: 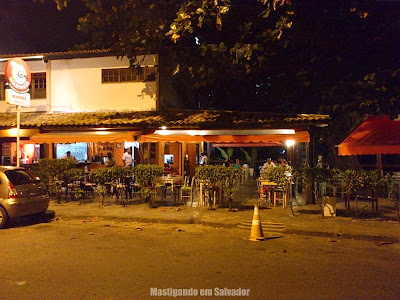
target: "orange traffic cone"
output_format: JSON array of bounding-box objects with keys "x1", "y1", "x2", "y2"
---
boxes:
[{"x1": 249, "y1": 203, "x2": 265, "y2": 241}]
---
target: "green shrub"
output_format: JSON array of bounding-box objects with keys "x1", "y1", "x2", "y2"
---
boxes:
[
  {"x1": 38, "y1": 158, "x2": 76, "y2": 184},
  {"x1": 195, "y1": 165, "x2": 241, "y2": 209},
  {"x1": 90, "y1": 166, "x2": 133, "y2": 185},
  {"x1": 65, "y1": 168, "x2": 84, "y2": 182},
  {"x1": 133, "y1": 164, "x2": 163, "y2": 187},
  {"x1": 90, "y1": 168, "x2": 110, "y2": 185},
  {"x1": 264, "y1": 166, "x2": 291, "y2": 187}
]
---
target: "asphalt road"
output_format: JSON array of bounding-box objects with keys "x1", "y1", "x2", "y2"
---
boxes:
[{"x1": 1, "y1": 217, "x2": 399, "y2": 300}]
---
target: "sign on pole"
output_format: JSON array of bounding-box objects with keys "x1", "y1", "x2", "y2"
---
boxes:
[
  {"x1": 4, "y1": 58, "x2": 32, "y2": 94},
  {"x1": 5, "y1": 89, "x2": 30, "y2": 107},
  {"x1": 4, "y1": 58, "x2": 32, "y2": 167}
]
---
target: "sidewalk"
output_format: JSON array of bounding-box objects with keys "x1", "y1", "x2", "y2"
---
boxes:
[{"x1": 48, "y1": 179, "x2": 400, "y2": 243}]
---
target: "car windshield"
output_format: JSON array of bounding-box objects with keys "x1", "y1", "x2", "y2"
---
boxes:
[{"x1": 5, "y1": 170, "x2": 34, "y2": 186}]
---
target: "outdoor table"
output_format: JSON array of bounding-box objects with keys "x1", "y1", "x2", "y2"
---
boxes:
[
  {"x1": 199, "y1": 181, "x2": 222, "y2": 207},
  {"x1": 259, "y1": 180, "x2": 277, "y2": 207},
  {"x1": 83, "y1": 182, "x2": 95, "y2": 198},
  {"x1": 259, "y1": 170, "x2": 267, "y2": 178},
  {"x1": 161, "y1": 175, "x2": 183, "y2": 193},
  {"x1": 66, "y1": 181, "x2": 81, "y2": 200},
  {"x1": 260, "y1": 180, "x2": 277, "y2": 188},
  {"x1": 104, "y1": 182, "x2": 113, "y2": 195}
]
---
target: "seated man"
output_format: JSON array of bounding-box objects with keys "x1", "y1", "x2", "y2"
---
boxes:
[
  {"x1": 62, "y1": 151, "x2": 78, "y2": 163},
  {"x1": 261, "y1": 158, "x2": 276, "y2": 173}
]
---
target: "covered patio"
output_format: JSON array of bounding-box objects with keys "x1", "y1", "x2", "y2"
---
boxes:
[
  {"x1": 338, "y1": 115, "x2": 400, "y2": 173},
  {"x1": 0, "y1": 109, "x2": 329, "y2": 176}
]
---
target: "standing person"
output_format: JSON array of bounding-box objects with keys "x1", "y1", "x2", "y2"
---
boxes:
[
  {"x1": 62, "y1": 151, "x2": 78, "y2": 163},
  {"x1": 184, "y1": 155, "x2": 190, "y2": 176},
  {"x1": 12, "y1": 151, "x2": 17, "y2": 166},
  {"x1": 199, "y1": 152, "x2": 208, "y2": 165},
  {"x1": 105, "y1": 152, "x2": 116, "y2": 167},
  {"x1": 122, "y1": 148, "x2": 133, "y2": 167}
]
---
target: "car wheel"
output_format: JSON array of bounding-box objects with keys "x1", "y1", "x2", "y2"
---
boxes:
[{"x1": 0, "y1": 206, "x2": 9, "y2": 229}]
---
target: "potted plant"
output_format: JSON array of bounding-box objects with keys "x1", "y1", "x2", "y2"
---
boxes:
[
  {"x1": 264, "y1": 166, "x2": 289, "y2": 187},
  {"x1": 354, "y1": 170, "x2": 386, "y2": 218},
  {"x1": 195, "y1": 165, "x2": 226, "y2": 210},
  {"x1": 38, "y1": 158, "x2": 77, "y2": 202},
  {"x1": 220, "y1": 166, "x2": 241, "y2": 210},
  {"x1": 340, "y1": 169, "x2": 363, "y2": 211},
  {"x1": 387, "y1": 175, "x2": 400, "y2": 223},
  {"x1": 295, "y1": 166, "x2": 333, "y2": 217},
  {"x1": 94, "y1": 184, "x2": 107, "y2": 206},
  {"x1": 133, "y1": 164, "x2": 163, "y2": 207},
  {"x1": 90, "y1": 167, "x2": 112, "y2": 205}
]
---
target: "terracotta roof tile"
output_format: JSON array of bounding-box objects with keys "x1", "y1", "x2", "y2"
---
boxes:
[
  {"x1": 0, "y1": 109, "x2": 329, "y2": 130},
  {"x1": 0, "y1": 49, "x2": 113, "y2": 60}
]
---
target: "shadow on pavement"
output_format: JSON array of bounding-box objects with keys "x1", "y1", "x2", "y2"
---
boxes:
[
  {"x1": 9, "y1": 210, "x2": 56, "y2": 228},
  {"x1": 295, "y1": 209, "x2": 321, "y2": 215}
]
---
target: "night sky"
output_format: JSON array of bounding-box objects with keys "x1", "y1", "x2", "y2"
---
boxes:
[{"x1": 0, "y1": 0, "x2": 88, "y2": 54}]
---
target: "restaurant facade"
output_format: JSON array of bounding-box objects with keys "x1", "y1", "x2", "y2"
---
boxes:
[{"x1": 0, "y1": 50, "x2": 329, "y2": 174}]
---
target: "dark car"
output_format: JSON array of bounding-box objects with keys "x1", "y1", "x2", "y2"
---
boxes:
[{"x1": 0, "y1": 166, "x2": 49, "y2": 228}]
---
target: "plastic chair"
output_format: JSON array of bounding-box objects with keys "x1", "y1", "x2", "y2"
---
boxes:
[
  {"x1": 257, "y1": 178, "x2": 271, "y2": 207},
  {"x1": 273, "y1": 186, "x2": 287, "y2": 208},
  {"x1": 154, "y1": 178, "x2": 166, "y2": 201},
  {"x1": 180, "y1": 176, "x2": 194, "y2": 206}
]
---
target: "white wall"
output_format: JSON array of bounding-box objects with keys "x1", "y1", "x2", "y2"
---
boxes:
[
  {"x1": 0, "y1": 99, "x2": 48, "y2": 113},
  {"x1": 49, "y1": 55, "x2": 158, "y2": 112},
  {"x1": 0, "y1": 60, "x2": 46, "y2": 73}
]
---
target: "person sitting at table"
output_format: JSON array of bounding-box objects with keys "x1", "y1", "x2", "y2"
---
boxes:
[
  {"x1": 223, "y1": 159, "x2": 232, "y2": 167},
  {"x1": 62, "y1": 151, "x2": 78, "y2": 163},
  {"x1": 199, "y1": 153, "x2": 208, "y2": 165},
  {"x1": 164, "y1": 163, "x2": 172, "y2": 175},
  {"x1": 281, "y1": 159, "x2": 292, "y2": 171},
  {"x1": 232, "y1": 158, "x2": 241, "y2": 169},
  {"x1": 261, "y1": 158, "x2": 276, "y2": 173},
  {"x1": 105, "y1": 152, "x2": 116, "y2": 167}
]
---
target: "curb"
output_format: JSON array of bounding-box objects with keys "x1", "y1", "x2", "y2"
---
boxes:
[
  {"x1": 283, "y1": 228, "x2": 400, "y2": 243},
  {"x1": 51, "y1": 211, "x2": 400, "y2": 243}
]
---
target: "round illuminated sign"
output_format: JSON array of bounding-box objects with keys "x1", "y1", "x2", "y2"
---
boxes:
[{"x1": 4, "y1": 58, "x2": 32, "y2": 93}]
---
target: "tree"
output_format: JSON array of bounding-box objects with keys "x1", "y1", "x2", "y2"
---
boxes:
[
  {"x1": 37, "y1": 0, "x2": 293, "y2": 109},
  {"x1": 36, "y1": 0, "x2": 399, "y2": 116}
]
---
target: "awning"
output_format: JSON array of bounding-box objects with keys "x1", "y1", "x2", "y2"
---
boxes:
[
  {"x1": 0, "y1": 129, "x2": 39, "y2": 138},
  {"x1": 30, "y1": 131, "x2": 140, "y2": 144},
  {"x1": 212, "y1": 142, "x2": 282, "y2": 147},
  {"x1": 338, "y1": 116, "x2": 400, "y2": 156},
  {"x1": 137, "y1": 131, "x2": 310, "y2": 143}
]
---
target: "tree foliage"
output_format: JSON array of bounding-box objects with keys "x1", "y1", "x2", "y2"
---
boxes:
[
  {"x1": 36, "y1": 0, "x2": 399, "y2": 116},
  {"x1": 38, "y1": 0, "x2": 293, "y2": 109}
]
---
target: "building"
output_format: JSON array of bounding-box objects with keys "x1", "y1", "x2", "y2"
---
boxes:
[{"x1": 0, "y1": 50, "x2": 329, "y2": 174}]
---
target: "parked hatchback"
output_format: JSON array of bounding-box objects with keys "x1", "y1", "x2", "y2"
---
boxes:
[{"x1": 0, "y1": 166, "x2": 49, "y2": 228}]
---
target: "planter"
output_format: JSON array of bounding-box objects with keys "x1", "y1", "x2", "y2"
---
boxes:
[
  {"x1": 249, "y1": 168, "x2": 254, "y2": 177},
  {"x1": 323, "y1": 196, "x2": 336, "y2": 217}
]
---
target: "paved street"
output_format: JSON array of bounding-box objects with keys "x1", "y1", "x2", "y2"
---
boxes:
[{"x1": 1, "y1": 219, "x2": 399, "y2": 300}]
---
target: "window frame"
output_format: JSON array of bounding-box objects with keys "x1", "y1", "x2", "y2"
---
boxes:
[
  {"x1": 102, "y1": 67, "x2": 156, "y2": 83},
  {"x1": 0, "y1": 72, "x2": 46, "y2": 100}
]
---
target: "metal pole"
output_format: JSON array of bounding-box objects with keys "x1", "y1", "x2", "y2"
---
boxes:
[
  {"x1": 376, "y1": 154, "x2": 383, "y2": 176},
  {"x1": 16, "y1": 105, "x2": 20, "y2": 167}
]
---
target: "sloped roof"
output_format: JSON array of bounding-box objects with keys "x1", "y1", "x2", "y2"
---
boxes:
[
  {"x1": 338, "y1": 115, "x2": 400, "y2": 155},
  {"x1": 0, "y1": 49, "x2": 113, "y2": 60},
  {"x1": 0, "y1": 109, "x2": 329, "y2": 130}
]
